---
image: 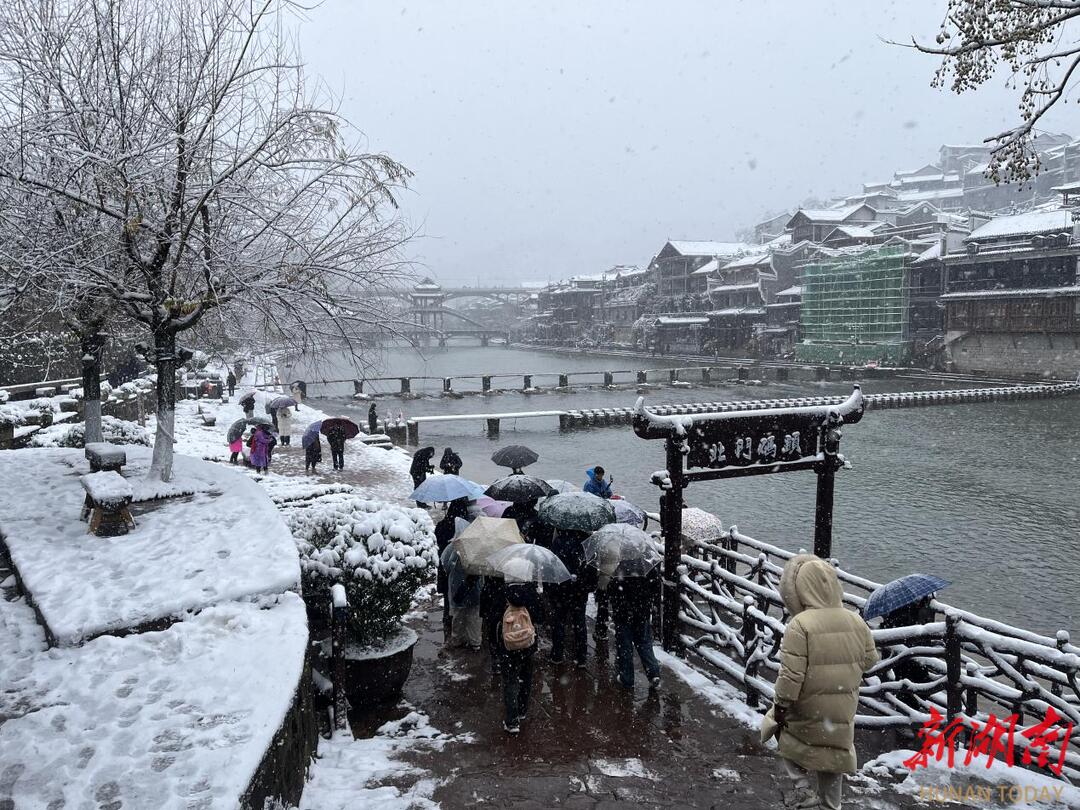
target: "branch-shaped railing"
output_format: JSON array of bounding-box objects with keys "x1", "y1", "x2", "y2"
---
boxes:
[{"x1": 677, "y1": 528, "x2": 1080, "y2": 781}]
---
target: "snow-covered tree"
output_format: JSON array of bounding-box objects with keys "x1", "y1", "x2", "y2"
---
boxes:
[
  {"x1": 915, "y1": 0, "x2": 1080, "y2": 182},
  {"x1": 0, "y1": 0, "x2": 413, "y2": 480}
]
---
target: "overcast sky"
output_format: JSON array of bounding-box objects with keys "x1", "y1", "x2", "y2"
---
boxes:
[{"x1": 299, "y1": 1, "x2": 1030, "y2": 286}]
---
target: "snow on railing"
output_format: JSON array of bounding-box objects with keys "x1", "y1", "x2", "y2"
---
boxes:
[{"x1": 677, "y1": 528, "x2": 1080, "y2": 781}]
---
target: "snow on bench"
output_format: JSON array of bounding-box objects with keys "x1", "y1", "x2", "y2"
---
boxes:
[
  {"x1": 0, "y1": 447, "x2": 300, "y2": 645},
  {"x1": 79, "y1": 471, "x2": 133, "y2": 508},
  {"x1": 84, "y1": 441, "x2": 127, "y2": 472}
]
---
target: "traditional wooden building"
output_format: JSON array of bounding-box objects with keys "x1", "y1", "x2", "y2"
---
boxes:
[
  {"x1": 941, "y1": 208, "x2": 1080, "y2": 377},
  {"x1": 651, "y1": 240, "x2": 754, "y2": 299},
  {"x1": 785, "y1": 205, "x2": 878, "y2": 244}
]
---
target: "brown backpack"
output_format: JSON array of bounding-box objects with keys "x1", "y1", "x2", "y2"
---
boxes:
[{"x1": 501, "y1": 604, "x2": 535, "y2": 651}]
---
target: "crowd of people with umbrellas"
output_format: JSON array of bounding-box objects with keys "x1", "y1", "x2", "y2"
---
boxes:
[
  {"x1": 227, "y1": 389, "x2": 362, "y2": 474},
  {"x1": 414, "y1": 442, "x2": 951, "y2": 810},
  {"x1": 410, "y1": 444, "x2": 662, "y2": 735}
]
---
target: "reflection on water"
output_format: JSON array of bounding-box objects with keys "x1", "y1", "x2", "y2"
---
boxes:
[{"x1": 290, "y1": 346, "x2": 1080, "y2": 634}]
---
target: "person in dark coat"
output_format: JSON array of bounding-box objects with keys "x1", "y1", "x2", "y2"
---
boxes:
[
  {"x1": 480, "y1": 573, "x2": 513, "y2": 675},
  {"x1": 439, "y1": 447, "x2": 463, "y2": 476},
  {"x1": 226, "y1": 371, "x2": 236, "y2": 397},
  {"x1": 609, "y1": 568, "x2": 662, "y2": 689},
  {"x1": 239, "y1": 392, "x2": 256, "y2": 418},
  {"x1": 410, "y1": 446, "x2": 435, "y2": 507},
  {"x1": 502, "y1": 499, "x2": 552, "y2": 547},
  {"x1": 497, "y1": 581, "x2": 541, "y2": 734},
  {"x1": 368, "y1": 402, "x2": 378, "y2": 435},
  {"x1": 326, "y1": 425, "x2": 347, "y2": 470},
  {"x1": 305, "y1": 434, "x2": 322, "y2": 473},
  {"x1": 435, "y1": 498, "x2": 471, "y2": 626},
  {"x1": 547, "y1": 529, "x2": 591, "y2": 666}
]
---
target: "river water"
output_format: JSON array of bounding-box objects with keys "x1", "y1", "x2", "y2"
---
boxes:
[{"x1": 289, "y1": 345, "x2": 1080, "y2": 635}]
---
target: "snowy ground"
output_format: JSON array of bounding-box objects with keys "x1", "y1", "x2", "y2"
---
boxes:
[
  {"x1": 298, "y1": 710, "x2": 472, "y2": 810},
  {"x1": 169, "y1": 366, "x2": 414, "y2": 504},
  {"x1": 0, "y1": 446, "x2": 298, "y2": 645},
  {"x1": 0, "y1": 594, "x2": 307, "y2": 810}
]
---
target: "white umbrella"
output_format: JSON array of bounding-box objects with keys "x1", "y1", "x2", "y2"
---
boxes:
[
  {"x1": 487, "y1": 544, "x2": 571, "y2": 584},
  {"x1": 453, "y1": 516, "x2": 523, "y2": 574}
]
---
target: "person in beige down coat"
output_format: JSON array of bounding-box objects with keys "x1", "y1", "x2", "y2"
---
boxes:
[{"x1": 766, "y1": 554, "x2": 879, "y2": 810}]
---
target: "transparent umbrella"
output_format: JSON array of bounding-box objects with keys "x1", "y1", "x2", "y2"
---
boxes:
[
  {"x1": 584, "y1": 524, "x2": 663, "y2": 580},
  {"x1": 612, "y1": 499, "x2": 646, "y2": 528},
  {"x1": 545, "y1": 478, "x2": 579, "y2": 494},
  {"x1": 487, "y1": 544, "x2": 571, "y2": 584},
  {"x1": 452, "y1": 516, "x2": 523, "y2": 574}
]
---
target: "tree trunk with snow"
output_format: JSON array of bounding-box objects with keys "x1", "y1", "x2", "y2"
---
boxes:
[
  {"x1": 149, "y1": 330, "x2": 178, "y2": 482},
  {"x1": 80, "y1": 332, "x2": 104, "y2": 445}
]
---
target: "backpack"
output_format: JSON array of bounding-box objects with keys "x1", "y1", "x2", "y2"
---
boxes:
[{"x1": 501, "y1": 604, "x2": 535, "y2": 651}]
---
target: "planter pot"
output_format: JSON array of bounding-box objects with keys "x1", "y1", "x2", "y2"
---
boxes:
[{"x1": 340, "y1": 626, "x2": 418, "y2": 709}]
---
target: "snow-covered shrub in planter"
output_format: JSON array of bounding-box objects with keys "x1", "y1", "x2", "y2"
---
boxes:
[
  {"x1": 29, "y1": 415, "x2": 151, "y2": 448},
  {"x1": 288, "y1": 496, "x2": 436, "y2": 646},
  {"x1": 0, "y1": 388, "x2": 9, "y2": 404}
]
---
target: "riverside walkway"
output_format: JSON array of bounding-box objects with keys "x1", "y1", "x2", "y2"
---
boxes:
[{"x1": 356, "y1": 600, "x2": 928, "y2": 810}]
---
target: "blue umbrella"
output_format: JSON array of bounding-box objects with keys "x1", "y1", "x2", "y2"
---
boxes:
[
  {"x1": 301, "y1": 421, "x2": 323, "y2": 449},
  {"x1": 411, "y1": 474, "x2": 486, "y2": 503},
  {"x1": 863, "y1": 574, "x2": 950, "y2": 620}
]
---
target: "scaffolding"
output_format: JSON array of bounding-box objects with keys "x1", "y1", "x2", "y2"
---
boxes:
[{"x1": 796, "y1": 246, "x2": 913, "y2": 364}]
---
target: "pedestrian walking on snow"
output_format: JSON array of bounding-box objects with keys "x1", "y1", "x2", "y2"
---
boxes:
[
  {"x1": 305, "y1": 434, "x2": 322, "y2": 473},
  {"x1": 226, "y1": 371, "x2": 236, "y2": 397},
  {"x1": 609, "y1": 568, "x2": 662, "y2": 689},
  {"x1": 326, "y1": 425, "x2": 346, "y2": 470},
  {"x1": 766, "y1": 555, "x2": 879, "y2": 810},
  {"x1": 228, "y1": 436, "x2": 243, "y2": 464},
  {"x1": 547, "y1": 529, "x2": 591, "y2": 667},
  {"x1": 278, "y1": 406, "x2": 294, "y2": 446},
  {"x1": 410, "y1": 446, "x2": 435, "y2": 507},
  {"x1": 368, "y1": 402, "x2": 378, "y2": 435},
  {"x1": 439, "y1": 447, "x2": 463, "y2": 476},
  {"x1": 250, "y1": 425, "x2": 276, "y2": 474},
  {"x1": 497, "y1": 580, "x2": 540, "y2": 734}
]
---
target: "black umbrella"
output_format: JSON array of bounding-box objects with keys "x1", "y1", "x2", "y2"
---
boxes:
[
  {"x1": 491, "y1": 444, "x2": 540, "y2": 470},
  {"x1": 485, "y1": 474, "x2": 555, "y2": 504},
  {"x1": 227, "y1": 415, "x2": 274, "y2": 443},
  {"x1": 320, "y1": 417, "x2": 360, "y2": 439},
  {"x1": 239, "y1": 392, "x2": 256, "y2": 411},
  {"x1": 265, "y1": 395, "x2": 298, "y2": 414}
]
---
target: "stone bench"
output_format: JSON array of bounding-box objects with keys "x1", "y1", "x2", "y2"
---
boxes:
[
  {"x1": 80, "y1": 470, "x2": 135, "y2": 536},
  {"x1": 357, "y1": 433, "x2": 394, "y2": 450},
  {"x1": 85, "y1": 442, "x2": 127, "y2": 473}
]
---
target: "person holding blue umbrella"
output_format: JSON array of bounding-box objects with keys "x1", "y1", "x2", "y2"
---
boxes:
[{"x1": 864, "y1": 574, "x2": 949, "y2": 706}]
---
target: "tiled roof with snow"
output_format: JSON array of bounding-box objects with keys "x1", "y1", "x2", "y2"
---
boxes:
[
  {"x1": 667, "y1": 240, "x2": 755, "y2": 257},
  {"x1": 690, "y1": 258, "x2": 720, "y2": 276},
  {"x1": 896, "y1": 187, "x2": 965, "y2": 202},
  {"x1": 722, "y1": 253, "x2": 772, "y2": 270},
  {"x1": 914, "y1": 242, "x2": 943, "y2": 263},
  {"x1": 941, "y1": 286, "x2": 1080, "y2": 300},
  {"x1": 966, "y1": 209, "x2": 1074, "y2": 241},
  {"x1": 707, "y1": 282, "x2": 760, "y2": 294},
  {"x1": 776, "y1": 285, "x2": 803, "y2": 297}
]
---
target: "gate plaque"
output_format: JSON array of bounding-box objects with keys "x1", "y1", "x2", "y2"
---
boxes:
[{"x1": 633, "y1": 385, "x2": 865, "y2": 651}]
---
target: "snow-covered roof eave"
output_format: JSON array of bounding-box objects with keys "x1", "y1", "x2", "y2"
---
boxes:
[{"x1": 632, "y1": 385, "x2": 864, "y2": 437}]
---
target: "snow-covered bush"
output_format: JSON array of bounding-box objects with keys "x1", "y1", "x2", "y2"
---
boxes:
[
  {"x1": 29, "y1": 416, "x2": 152, "y2": 448},
  {"x1": 288, "y1": 496, "x2": 436, "y2": 646},
  {"x1": 0, "y1": 404, "x2": 23, "y2": 426},
  {"x1": 0, "y1": 388, "x2": 9, "y2": 404}
]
